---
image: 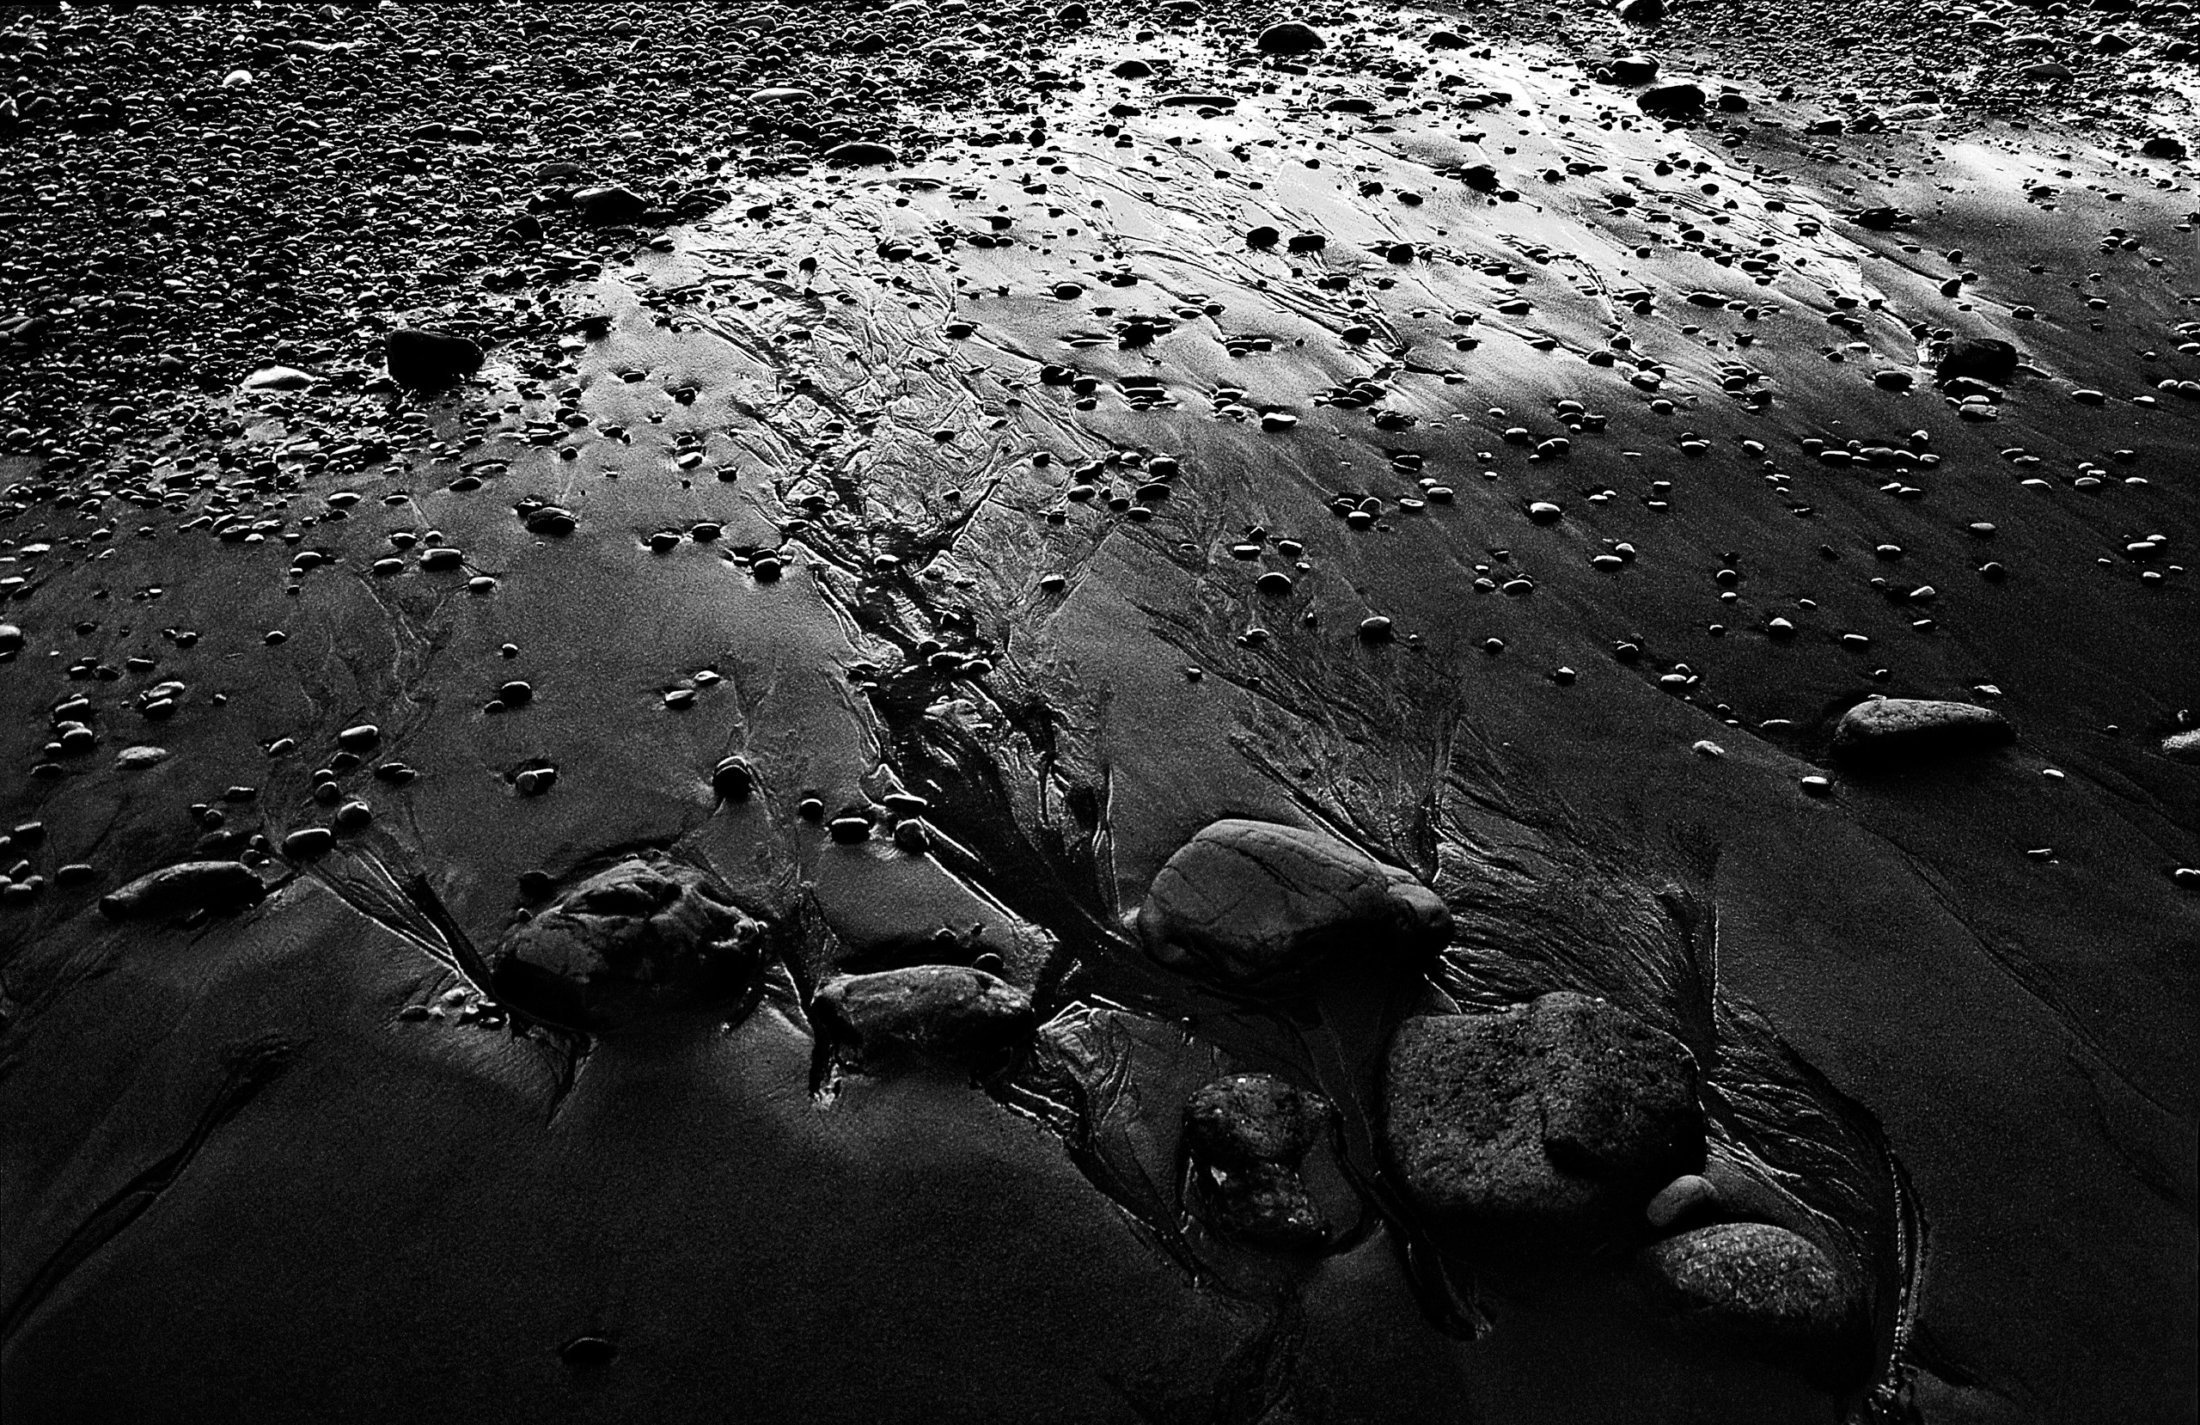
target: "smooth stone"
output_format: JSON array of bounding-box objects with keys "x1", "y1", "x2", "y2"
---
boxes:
[
  {"x1": 813, "y1": 964, "x2": 1035, "y2": 1072},
  {"x1": 240, "y1": 365, "x2": 317, "y2": 391},
  {"x1": 114, "y1": 745, "x2": 170, "y2": 770},
  {"x1": 98, "y1": 861, "x2": 266, "y2": 921},
  {"x1": 1646, "y1": 1173, "x2": 1721, "y2": 1227},
  {"x1": 1832, "y1": 698, "x2": 2014, "y2": 766},
  {"x1": 1384, "y1": 992, "x2": 1704, "y2": 1246},
  {"x1": 822, "y1": 141, "x2": 900, "y2": 167},
  {"x1": 385, "y1": 328, "x2": 483, "y2": 389},
  {"x1": 1256, "y1": 19, "x2": 1326, "y2": 55},
  {"x1": 1936, "y1": 337, "x2": 2019, "y2": 385},
  {"x1": 1136, "y1": 819, "x2": 1451, "y2": 986}
]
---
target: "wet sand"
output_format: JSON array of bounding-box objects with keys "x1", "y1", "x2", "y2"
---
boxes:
[{"x1": 2, "y1": 6, "x2": 2196, "y2": 1423}]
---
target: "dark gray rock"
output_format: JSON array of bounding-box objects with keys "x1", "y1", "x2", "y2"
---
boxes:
[
  {"x1": 1832, "y1": 698, "x2": 2014, "y2": 767},
  {"x1": 385, "y1": 328, "x2": 483, "y2": 389},
  {"x1": 485, "y1": 856, "x2": 765, "y2": 1032},
  {"x1": 1135, "y1": 819, "x2": 1451, "y2": 986},
  {"x1": 1638, "y1": 83, "x2": 1705, "y2": 117},
  {"x1": 815, "y1": 964, "x2": 1034, "y2": 1072},
  {"x1": 1936, "y1": 337, "x2": 2019, "y2": 385},
  {"x1": 1384, "y1": 992, "x2": 1704, "y2": 1247},
  {"x1": 99, "y1": 861, "x2": 266, "y2": 921},
  {"x1": 1184, "y1": 1073, "x2": 1333, "y2": 1248},
  {"x1": 573, "y1": 184, "x2": 649, "y2": 223},
  {"x1": 1256, "y1": 20, "x2": 1326, "y2": 55},
  {"x1": 1639, "y1": 1222, "x2": 1873, "y2": 1385},
  {"x1": 821, "y1": 141, "x2": 900, "y2": 167}
]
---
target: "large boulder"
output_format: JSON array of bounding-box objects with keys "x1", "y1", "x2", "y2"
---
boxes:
[
  {"x1": 1383, "y1": 992, "x2": 1704, "y2": 1248},
  {"x1": 1183, "y1": 1073, "x2": 1333, "y2": 1248},
  {"x1": 814, "y1": 964, "x2": 1034, "y2": 1073},
  {"x1": 485, "y1": 856, "x2": 766, "y2": 1033},
  {"x1": 1832, "y1": 698, "x2": 2014, "y2": 767},
  {"x1": 2162, "y1": 729, "x2": 2200, "y2": 763},
  {"x1": 1135, "y1": 819, "x2": 1451, "y2": 987},
  {"x1": 385, "y1": 328, "x2": 483, "y2": 389},
  {"x1": 1638, "y1": 1222, "x2": 1874, "y2": 1385}
]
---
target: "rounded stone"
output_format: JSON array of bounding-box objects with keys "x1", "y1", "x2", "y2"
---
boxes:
[{"x1": 1136, "y1": 819, "x2": 1451, "y2": 986}]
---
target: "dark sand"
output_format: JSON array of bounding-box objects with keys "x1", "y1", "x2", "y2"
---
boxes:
[{"x1": 1, "y1": 4, "x2": 2196, "y2": 1422}]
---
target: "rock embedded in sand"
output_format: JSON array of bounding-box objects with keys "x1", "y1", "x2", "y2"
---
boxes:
[
  {"x1": 1638, "y1": 1222, "x2": 1871, "y2": 1384},
  {"x1": 1255, "y1": 20, "x2": 1326, "y2": 55},
  {"x1": 1136, "y1": 819, "x2": 1450, "y2": 986},
  {"x1": 822, "y1": 141, "x2": 900, "y2": 167},
  {"x1": 385, "y1": 328, "x2": 483, "y2": 390},
  {"x1": 1639, "y1": 83, "x2": 1706, "y2": 117},
  {"x1": 1384, "y1": 992, "x2": 1705, "y2": 1246},
  {"x1": 1831, "y1": 697, "x2": 2014, "y2": 767},
  {"x1": 2161, "y1": 730, "x2": 2200, "y2": 763},
  {"x1": 485, "y1": 856, "x2": 767, "y2": 1033},
  {"x1": 1936, "y1": 337, "x2": 2019, "y2": 385},
  {"x1": 99, "y1": 861, "x2": 266, "y2": 922},
  {"x1": 814, "y1": 964, "x2": 1034, "y2": 1073},
  {"x1": 1646, "y1": 1173, "x2": 1721, "y2": 1227},
  {"x1": 1184, "y1": 1074, "x2": 1334, "y2": 1248}
]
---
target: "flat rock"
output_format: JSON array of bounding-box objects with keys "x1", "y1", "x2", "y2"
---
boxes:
[
  {"x1": 1832, "y1": 698, "x2": 2014, "y2": 767},
  {"x1": 98, "y1": 861, "x2": 266, "y2": 922},
  {"x1": 1639, "y1": 1222, "x2": 1872, "y2": 1385},
  {"x1": 822, "y1": 141, "x2": 900, "y2": 167},
  {"x1": 485, "y1": 855, "x2": 766, "y2": 1033},
  {"x1": 814, "y1": 964, "x2": 1034, "y2": 1072},
  {"x1": 1383, "y1": 992, "x2": 1704, "y2": 1246},
  {"x1": 1135, "y1": 819, "x2": 1451, "y2": 986},
  {"x1": 385, "y1": 328, "x2": 483, "y2": 389},
  {"x1": 239, "y1": 364, "x2": 317, "y2": 391}
]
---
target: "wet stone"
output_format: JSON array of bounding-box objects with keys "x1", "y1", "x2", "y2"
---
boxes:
[
  {"x1": 1832, "y1": 697, "x2": 2014, "y2": 768},
  {"x1": 385, "y1": 329, "x2": 483, "y2": 390},
  {"x1": 1184, "y1": 1073, "x2": 1333, "y2": 1249},
  {"x1": 99, "y1": 861, "x2": 266, "y2": 922},
  {"x1": 1136, "y1": 819, "x2": 1451, "y2": 987},
  {"x1": 1638, "y1": 1222, "x2": 1872, "y2": 1386},
  {"x1": 1384, "y1": 991, "x2": 1705, "y2": 1248},
  {"x1": 484, "y1": 855, "x2": 767, "y2": 1034},
  {"x1": 1936, "y1": 337, "x2": 2020, "y2": 385},
  {"x1": 814, "y1": 964, "x2": 1035, "y2": 1073},
  {"x1": 1256, "y1": 20, "x2": 1326, "y2": 55}
]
